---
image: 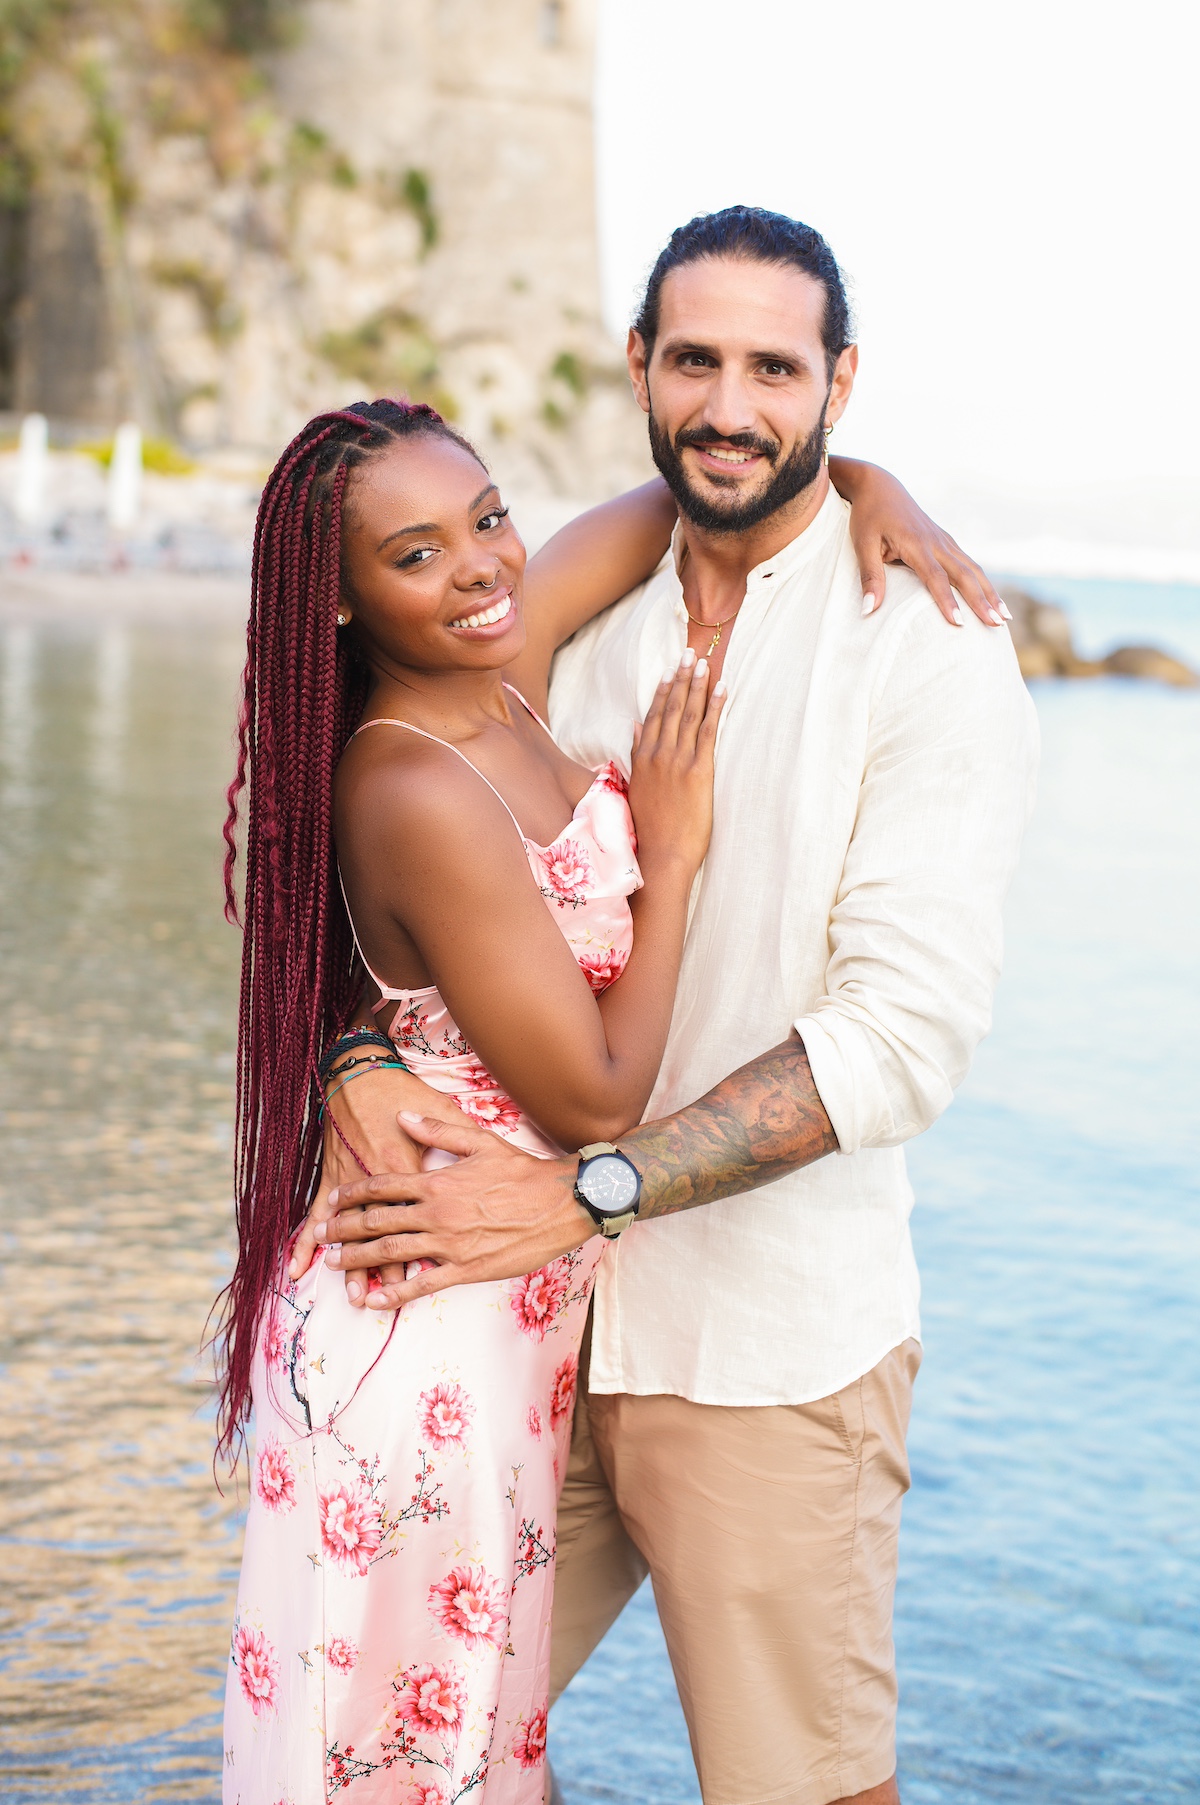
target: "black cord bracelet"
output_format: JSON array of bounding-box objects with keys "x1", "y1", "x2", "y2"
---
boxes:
[{"x1": 317, "y1": 1027, "x2": 398, "y2": 1086}]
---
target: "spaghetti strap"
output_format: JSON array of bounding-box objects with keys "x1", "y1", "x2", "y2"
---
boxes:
[
  {"x1": 346, "y1": 719, "x2": 534, "y2": 1008},
  {"x1": 346, "y1": 719, "x2": 529, "y2": 1010},
  {"x1": 351, "y1": 717, "x2": 527, "y2": 840},
  {"x1": 502, "y1": 680, "x2": 555, "y2": 739},
  {"x1": 344, "y1": 705, "x2": 567, "y2": 1009},
  {"x1": 336, "y1": 865, "x2": 405, "y2": 1007}
]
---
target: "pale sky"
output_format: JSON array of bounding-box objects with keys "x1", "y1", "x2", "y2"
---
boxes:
[{"x1": 594, "y1": 0, "x2": 1200, "y2": 561}]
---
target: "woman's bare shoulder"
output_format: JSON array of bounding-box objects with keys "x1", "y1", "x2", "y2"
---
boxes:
[{"x1": 334, "y1": 724, "x2": 524, "y2": 872}]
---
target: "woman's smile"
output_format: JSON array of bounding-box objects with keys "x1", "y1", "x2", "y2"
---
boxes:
[{"x1": 445, "y1": 588, "x2": 518, "y2": 637}]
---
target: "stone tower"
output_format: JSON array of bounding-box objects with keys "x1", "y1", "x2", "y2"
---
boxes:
[{"x1": 1, "y1": 0, "x2": 648, "y2": 495}]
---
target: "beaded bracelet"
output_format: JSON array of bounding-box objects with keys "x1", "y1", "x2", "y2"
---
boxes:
[
  {"x1": 317, "y1": 1027, "x2": 397, "y2": 1086},
  {"x1": 321, "y1": 1056, "x2": 408, "y2": 1113},
  {"x1": 325, "y1": 1049, "x2": 408, "y2": 1085}
]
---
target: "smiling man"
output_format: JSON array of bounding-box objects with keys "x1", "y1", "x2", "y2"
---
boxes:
[{"x1": 320, "y1": 207, "x2": 1039, "y2": 1805}]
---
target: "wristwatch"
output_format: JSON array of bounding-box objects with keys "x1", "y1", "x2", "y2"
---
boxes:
[{"x1": 574, "y1": 1142, "x2": 642, "y2": 1239}]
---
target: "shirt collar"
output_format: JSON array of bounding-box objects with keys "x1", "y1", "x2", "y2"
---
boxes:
[{"x1": 668, "y1": 486, "x2": 848, "y2": 613}]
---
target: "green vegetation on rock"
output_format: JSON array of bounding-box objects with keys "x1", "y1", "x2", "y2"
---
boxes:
[
  {"x1": 399, "y1": 166, "x2": 437, "y2": 254},
  {"x1": 184, "y1": 0, "x2": 300, "y2": 54},
  {"x1": 319, "y1": 306, "x2": 455, "y2": 417}
]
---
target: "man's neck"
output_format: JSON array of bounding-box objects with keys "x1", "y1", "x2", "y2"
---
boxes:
[{"x1": 679, "y1": 467, "x2": 831, "y2": 623}]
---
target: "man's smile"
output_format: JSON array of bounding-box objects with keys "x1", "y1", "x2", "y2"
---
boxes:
[{"x1": 688, "y1": 442, "x2": 768, "y2": 476}]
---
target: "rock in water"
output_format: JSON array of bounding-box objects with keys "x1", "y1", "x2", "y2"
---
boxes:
[
  {"x1": 998, "y1": 587, "x2": 1198, "y2": 686},
  {"x1": 999, "y1": 588, "x2": 1100, "y2": 678},
  {"x1": 1101, "y1": 645, "x2": 1199, "y2": 687}
]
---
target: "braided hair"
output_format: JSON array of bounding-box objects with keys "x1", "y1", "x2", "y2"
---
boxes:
[{"x1": 215, "y1": 396, "x2": 481, "y2": 1464}]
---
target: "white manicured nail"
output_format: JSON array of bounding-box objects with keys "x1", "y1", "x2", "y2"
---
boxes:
[
  {"x1": 988, "y1": 608, "x2": 1004, "y2": 626},
  {"x1": 999, "y1": 602, "x2": 1013, "y2": 621},
  {"x1": 680, "y1": 647, "x2": 696, "y2": 667},
  {"x1": 713, "y1": 680, "x2": 727, "y2": 697},
  {"x1": 952, "y1": 605, "x2": 964, "y2": 625},
  {"x1": 695, "y1": 658, "x2": 708, "y2": 677},
  {"x1": 861, "y1": 593, "x2": 878, "y2": 617}
]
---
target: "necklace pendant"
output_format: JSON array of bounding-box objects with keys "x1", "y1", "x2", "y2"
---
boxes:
[{"x1": 707, "y1": 624, "x2": 722, "y2": 657}]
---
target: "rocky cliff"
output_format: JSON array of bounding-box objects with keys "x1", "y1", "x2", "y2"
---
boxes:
[{"x1": 0, "y1": 0, "x2": 649, "y2": 494}]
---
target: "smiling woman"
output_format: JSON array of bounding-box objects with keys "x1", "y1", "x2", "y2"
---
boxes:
[{"x1": 215, "y1": 396, "x2": 727, "y2": 1802}]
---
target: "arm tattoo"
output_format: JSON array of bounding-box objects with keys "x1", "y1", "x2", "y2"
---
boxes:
[{"x1": 620, "y1": 1033, "x2": 838, "y2": 1220}]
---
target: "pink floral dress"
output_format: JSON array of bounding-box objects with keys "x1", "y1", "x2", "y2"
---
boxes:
[{"x1": 223, "y1": 692, "x2": 642, "y2": 1805}]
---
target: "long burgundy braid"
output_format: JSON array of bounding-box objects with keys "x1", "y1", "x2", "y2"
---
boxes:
[{"x1": 214, "y1": 396, "x2": 472, "y2": 1465}]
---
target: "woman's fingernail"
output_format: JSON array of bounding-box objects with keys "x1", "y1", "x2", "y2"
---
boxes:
[
  {"x1": 346, "y1": 1280, "x2": 362, "y2": 1302},
  {"x1": 400, "y1": 1110, "x2": 423, "y2": 1123},
  {"x1": 999, "y1": 602, "x2": 1013, "y2": 621},
  {"x1": 680, "y1": 647, "x2": 696, "y2": 667},
  {"x1": 713, "y1": 680, "x2": 727, "y2": 697},
  {"x1": 695, "y1": 657, "x2": 708, "y2": 677},
  {"x1": 988, "y1": 608, "x2": 1004, "y2": 625},
  {"x1": 288, "y1": 1257, "x2": 299, "y2": 1279},
  {"x1": 952, "y1": 605, "x2": 964, "y2": 625},
  {"x1": 326, "y1": 1248, "x2": 340, "y2": 1266},
  {"x1": 328, "y1": 1187, "x2": 339, "y2": 1206},
  {"x1": 861, "y1": 593, "x2": 878, "y2": 617},
  {"x1": 313, "y1": 1222, "x2": 326, "y2": 1242}
]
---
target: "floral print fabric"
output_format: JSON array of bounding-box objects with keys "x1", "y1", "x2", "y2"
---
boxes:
[{"x1": 224, "y1": 764, "x2": 641, "y2": 1804}]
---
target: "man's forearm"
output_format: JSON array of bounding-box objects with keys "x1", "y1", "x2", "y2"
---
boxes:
[
  {"x1": 314, "y1": 1034, "x2": 839, "y2": 1304},
  {"x1": 618, "y1": 1032, "x2": 838, "y2": 1219}
]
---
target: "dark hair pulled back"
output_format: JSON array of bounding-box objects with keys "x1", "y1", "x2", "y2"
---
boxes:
[{"x1": 634, "y1": 205, "x2": 853, "y2": 381}]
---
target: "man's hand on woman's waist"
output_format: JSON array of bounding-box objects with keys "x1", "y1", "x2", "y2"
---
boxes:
[{"x1": 315, "y1": 1033, "x2": 837, "y2": 1310}]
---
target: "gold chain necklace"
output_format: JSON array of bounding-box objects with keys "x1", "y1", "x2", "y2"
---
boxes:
[{"x1": 685, "y1": 602, "x2": 742, "y2": 658}]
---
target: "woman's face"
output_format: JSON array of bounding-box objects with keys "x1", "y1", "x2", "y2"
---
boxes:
[{"x1": 338, "y1": 433, "x2": 527, "y2": 674}]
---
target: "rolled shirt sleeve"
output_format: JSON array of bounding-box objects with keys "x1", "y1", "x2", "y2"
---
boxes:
[{"x1": 795, "y1": 601, "x2": 1040, "y2": 1154}]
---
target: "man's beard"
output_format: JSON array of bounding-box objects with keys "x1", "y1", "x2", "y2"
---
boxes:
[{"x1": 648, "y1": 408, "x2": 828, "y2": 535}]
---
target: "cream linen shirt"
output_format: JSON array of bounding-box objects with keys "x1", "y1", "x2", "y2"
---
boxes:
[{"x1": 548, "y1": 488, "x2": 1039, "y2": 1406}]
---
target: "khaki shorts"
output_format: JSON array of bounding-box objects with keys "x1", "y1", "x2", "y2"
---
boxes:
[{"x1": 551, "y1": 1333, "x2": 921, "y2": 1805}]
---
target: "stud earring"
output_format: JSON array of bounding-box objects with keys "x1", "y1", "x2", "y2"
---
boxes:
[
  {"x1": 336, "y1": 612, "x2": 348, "y2": 626},
  {"x1": 822, "y1": 421, "x2": 834, "y2": 466}
]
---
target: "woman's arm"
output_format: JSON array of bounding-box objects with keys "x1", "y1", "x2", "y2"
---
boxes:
[
  {"x1": 505, "y1": 478, "x2": 677, "y2": 711},
  {"x1": 507, "y1": 461, "x2": 1008, "y2": 711},
  {"x1": 829, "y1": 456, "x2": 1009, "y2": 628},
  {"x1": 333, "y1": 661, "x2": 721, "y2": 1154}
]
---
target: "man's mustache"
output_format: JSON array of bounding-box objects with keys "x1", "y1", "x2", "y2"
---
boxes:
[{"x1": 673, "y1": 426, "x2": 780, "y2": 462}]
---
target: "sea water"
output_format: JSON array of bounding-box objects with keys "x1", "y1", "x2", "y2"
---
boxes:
[{"x1": 0, "y1": 576, "x2": 1196, "y2": 1802}]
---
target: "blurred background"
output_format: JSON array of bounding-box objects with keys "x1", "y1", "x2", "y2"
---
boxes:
[{"x1": 0, "y1": 1, "x2": 1197, "y2": 1801}]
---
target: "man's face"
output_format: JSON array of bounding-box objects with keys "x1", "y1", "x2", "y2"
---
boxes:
[{"x1": 628, "y1": 256, "x2": 857, "y2": 535}]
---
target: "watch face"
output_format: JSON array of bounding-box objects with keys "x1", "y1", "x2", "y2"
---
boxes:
[{"x1": 580, "y1": 1153, "x2": 639, "y2": 1215}]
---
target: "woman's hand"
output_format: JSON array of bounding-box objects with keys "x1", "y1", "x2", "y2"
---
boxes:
[
  {"x1": 828, "y1": 455, "x2": 1009, "y2": 628},
  {"x1": 290, "y1": 1063, "x2": 452, "y2": 1305},
  {"x1": 627, "y1": 649, "x2": 726, "y2": 878}
]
